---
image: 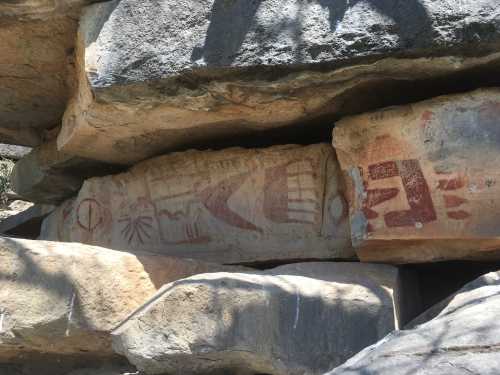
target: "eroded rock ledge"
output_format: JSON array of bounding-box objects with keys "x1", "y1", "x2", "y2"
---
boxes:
[{"x1": 58, "y1": 0, "x2": 500, "y2": 164}]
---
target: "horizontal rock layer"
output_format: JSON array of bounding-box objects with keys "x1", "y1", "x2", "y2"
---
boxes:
[
  {"x1": 113, "y1": 262, "x2": 420, "y2": 375},
  {"x1": 0, "y1": 237, "x2": 240, "y2": 360},
  {"x1": 327, "y1": 270, "x2": 500, "y2": 374},
  {"x1": 10, "y1": 140, "x2": 121, "y2": 204},
  {"x1": 334, "y1": 88, "x2": 500, "y2": 263},
  {"x1": 41, "y1": 144, "x2": 353, "y2": 264},
  {"x1": 58, "y1": 0, "x2": 500, "y2": 164}
]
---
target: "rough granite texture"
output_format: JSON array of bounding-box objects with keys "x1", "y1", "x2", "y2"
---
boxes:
[
  {"x1": 113, "y1": 262, "x2": 420, "y2": 375},
  {"x1": 58, "y1": 0, "x2": 500, "y2": 164},
  {"x1": 326, "y1": 270, "x2": 500, "y2": 375}
]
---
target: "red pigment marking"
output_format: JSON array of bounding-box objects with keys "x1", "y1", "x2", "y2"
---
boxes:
[
  {"x1": 421, "y1": 110, "x2": 434, "y2": 128},
  {"x1": 384, "y1": 159, "x2": 437, "y2": 227},
  {"x1": 62, "y1": 203, "x2": 73, "y2": 221},
  {"x1": 198, "y1": 173, "x2": 262, "y2": 232},
  {"x1": 443, "y1": 195, "x2": 468, "y2": 209},
  {"x1": 447, "y1": 210, "x2": 471, "y2": 220},
  {"x1": 438, "y1": 177, "x2": 465, "y2": 191},
  {"x1": 363, "y1": 207, "x2": 379, "y2": 220},
  {"x1": 366, "y1": 222, "x2": 375, "y2": 233},
  {"x1": 422, "y1": 111, "x2": 433, "y2": 122},
  {"x1": 365, "y1": 188, "x2": 399, "y2": 208},
  {"x1": 363, "y1": 188, "x2": 400, "y2": 220},
  {"x1": 369, "y1": 161, "x2": 399, "y2": 180},
  {"x1": 263, "y1": 159, "x2": 317, "y2": 225},
  {"x1": 76, "y1": 198, "x2": 103, "y2": 232},
  {"x1": 120, "y1": 216, "x2": 153, "y2": 245}
]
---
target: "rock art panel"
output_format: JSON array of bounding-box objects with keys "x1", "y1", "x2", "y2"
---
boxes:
[
  {"x1": 0, "y1": 237, "x2": 243, "y2": 360},
  {"x1": 58, "y1": 0, "x2": 500, "y2": 164},
  {"x1": 113, "y1": 262, "x2": 420, "y2": 375},
  {"x1": 334, "y1": 88, "x2": 500, "y2": 263},
  {"x1": 41, "y1": 144, "x2": 353, "y2": 264}
]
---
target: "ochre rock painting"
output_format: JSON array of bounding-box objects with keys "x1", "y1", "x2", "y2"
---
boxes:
[
  {"x1": 41, "y1": 144, "x2": 353, "y2": 263},
  {"x1": 333, "y1": 88, "x2": 500, "y2": 263}
]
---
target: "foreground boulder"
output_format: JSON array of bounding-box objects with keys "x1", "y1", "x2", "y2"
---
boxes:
[
  {"x1": 327, "y1": 270, "x2": 500, "y2": 375},
  {"x1": 41, "y1": 144, "x2": 353, "y2": 264},
  {"x1": 113, "y1": 262, "x2": 420, "y2": 375},
  {"x1": 0, "y1": 237, "x2": 240, "y2": 360},
  {"x1": 59, "y1": 0, "x2": 500, "y2": 164},
  {"x1": 333, "y1": 88, "x2": 500, "y2": 263},
  {"x1": 10, "y1": 140, "x2": 120, "y2": 204}
]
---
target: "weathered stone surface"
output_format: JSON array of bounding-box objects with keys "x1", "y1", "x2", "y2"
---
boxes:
[
  {"x1": 326, "y1": 270, "x2": 500, "y2": 375},
  {"x1": 41, "y1": 144, "x2": 353, "y2": 264},
  {"x1": 0, "y1": 237, "x2": 242, "y2": 360},
  {"x1": 0, "y1": 18, "x2": 76, "y2": 147},
  {"x1": 0, "y1": 144, "x2": 30, "y2": 161},
  {"x1": 0, "y1": 201, "x2": 34, "y2": 222},
  {"x1": 113, "y1": 262, "x2": 420, "y2": 375},
  {"x1": 0, "y1": 203, "x2": 54, "y2": 239},
  {"x1": 10, "y1": 141, "x2": 120, "y2": 204},
  {"x1": 58, "y1": 0, "x2": 500, "y2": 164},
  {"x1": 333, "y1": 88, "x2": 500, "y2": 263},
  {"x1": 0, "y1": 1, "x2": 102, "y2": 147}
]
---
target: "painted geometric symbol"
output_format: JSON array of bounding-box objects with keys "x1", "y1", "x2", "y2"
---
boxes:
[
  {"x1": 77, "y1": 198, "x2": 103, "y2": 232},
  {"x1": 363, "y1": 159, "x2": 437, "y2": 228},
  {"x1": 119, "y1": 215, "x2": 154, "y2": 244}
]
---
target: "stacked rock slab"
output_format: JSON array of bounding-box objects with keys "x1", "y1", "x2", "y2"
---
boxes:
[
  {"x1": 0, "y1": 237, "x2": 241, "y2": 361},
  {"x1": 113, "y1": 262, "x2": 420, "y2": 375},
  {"x1": 333, "y1": 88, "x2": 500, "y2": 263},
  {"x1": 327, "y1": 270, "x2": 500, "y2": 375},
  {"x1": 10, "y1": 140, "x2": 120, "y2": 204},
  {"x1": 59, "y1": 0, "x2": 500, "y2": 165},
  {"x1": 41, "y1": 143, "x2": 353, "y2": 264}
]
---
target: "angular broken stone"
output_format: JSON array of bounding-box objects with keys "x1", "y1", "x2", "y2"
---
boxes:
[
  {"x1": 58, "y1": 0, "x2": 500, "y2": 164},
  {"x1": 0, "y1": 203, "x2": 54, "y2": 239},
  {"x1": 10, "y1": 140, "x2": 120, "y2": 204},
  {"x1": 41, "y1": 144, "x2": 353, "y2": 264},
  {"x1": 326, "y1": 270, "x2": 500, "y2": 375},
  {"x1": 113, "y1": 262, "x2": 420, "y2": 375},
  {"x1": 333, "y1": 88, "x2": 500, "y2": 263},
  {"x1": 0, "y1": 237, "x2": 241, "y2": 360}
]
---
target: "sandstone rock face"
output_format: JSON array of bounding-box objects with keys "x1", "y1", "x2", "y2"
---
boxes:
[
  {"x1": 0, "y1": 17, "x2": 76, "y2": 146},
  {"x1": 58, "y1": 0, "x2": 500, "y2": 164},
  {"x1": 41, "y1": 144, "x2": 353, "y2": 264},
  {"x1": 0, "y1": 1, "x2": 100, "y2": 147},
  {"x1": 327, "y1": 270, "x2": 500, "y2": 375},
  {"x1": 333, "y1": 88, "x2": 500, "y2": 263},
  {"x1": 113, "y1": 262, "x2": 419, "y2": 375},
  {"x1": 11, "y1": 140, "x2": 120, "y2": 204},
  {"x1": 0, "y1": 237, "x2": 241, "y2": 360}
]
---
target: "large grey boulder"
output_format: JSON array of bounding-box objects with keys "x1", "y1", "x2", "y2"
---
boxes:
[
  {"x1": 112, "y1": 262, "x2": 421, "y2": 375},
  {"x1": 0, "y1": 237, "x2": 242, "y2": 361},
  {"x1": 59, "y1": 0, "x2": 500, "y2": 164},
  {"x1": 326, "y1": 270, "x2": 500, "y2": 375}
]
